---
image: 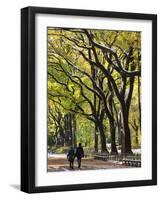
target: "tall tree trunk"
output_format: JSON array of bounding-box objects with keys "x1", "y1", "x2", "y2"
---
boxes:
[
  {"x1": 93, "y1": 92, "x2": 98, "y2": 152},
  {"x1": 121, "y1": 63, "x2": 135, "y2": 154},
  {"x1": 117, "y1": 112, "x2": 122, "y2": 146},
  {"x1": 110, "y1": 121, "x2": 118, "y2": 154},
  {"x1": 97, "y1": 121, "x2": 108, "y2": 152},
  {"x1": 108, "y1": 92, "x2": 118, "y2": 154},
  {"x1": 89, "y1": 47, "x2": 99, "y2": 152},
  {"x1": 64, "y1": 114, "x2": 73, "y2": 146},
  {"x1": 94, "y1": 124, "x2": 98, "y2": 152},
  {"x1": 122, "y1": 104, "x2": 132, "y2": 154},
  {"x1": 93, "y1": 90, "x2": 98, "y2": 152},
  {"x1": 138, "y1": 76, "x2": 141, "y2": 132},
  {"x1": 137, "y1": 35, "x2": 141, "y2": 132}
]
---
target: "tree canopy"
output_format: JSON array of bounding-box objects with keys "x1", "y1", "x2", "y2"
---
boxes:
[{"x1": 47, "y1": 28, "x2": 141, "y2": 154}]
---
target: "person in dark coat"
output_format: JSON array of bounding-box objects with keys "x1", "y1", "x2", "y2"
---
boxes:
[
  {"x1": 75, "y1": 143, "x2": 84, "y2": 169},
  {"x1": 67, "y1": 147, "x2": 75, "y2": 169}
]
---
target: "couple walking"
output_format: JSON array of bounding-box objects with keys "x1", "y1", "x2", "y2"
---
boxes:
[{"x1": 67, "y1": 143, "x2": 84, "y2": 169}]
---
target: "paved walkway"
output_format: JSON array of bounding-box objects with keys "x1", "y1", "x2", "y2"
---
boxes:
[{"x1": 48, "y1": 156, "x2": 129, "y2": 172}]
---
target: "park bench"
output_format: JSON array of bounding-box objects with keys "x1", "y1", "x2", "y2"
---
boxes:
[
  {"x1": 94, "y1": 153, "x2": 109, "y2": 161},
  {"x1": 122, "y1": 159, "x2": 141, "y2": 167}
]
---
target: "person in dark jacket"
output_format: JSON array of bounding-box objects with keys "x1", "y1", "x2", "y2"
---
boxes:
[
  {"x1": 75, "y1": 143, "x2": 84, "y2": 169},
  {"x1": 67, "y1": 147, "x2": 75, "y2": 169}
]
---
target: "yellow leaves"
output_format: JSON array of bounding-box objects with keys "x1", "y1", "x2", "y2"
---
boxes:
[
  {"x1": 48, "y1": 81, "x2": 55, "y2": 90},
  {"x1": 48, "y1": 80, "x2": 64, "y2": 93},
  {"x1": 115, "y1": 31, "x2": 141, "y2": 51},
  {"x1": 67, "y1": 82, "x2": 74, "y2": 91},
  {"x1": 73, "y1": 89, "x2": 80, "y2": 99}
]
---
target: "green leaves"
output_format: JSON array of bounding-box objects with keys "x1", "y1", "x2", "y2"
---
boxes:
[{"x1": 47, "y1": 27, "x2": 141, "y2": 150}]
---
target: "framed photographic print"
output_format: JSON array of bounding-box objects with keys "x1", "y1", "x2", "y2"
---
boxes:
[{"x1": 21, "y1": 6, "x2": 157, "y2": 193}]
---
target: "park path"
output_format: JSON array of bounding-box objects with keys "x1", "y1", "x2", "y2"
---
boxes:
[{"x1": 48, "y1": 155, "x2": 129, "y2": 172}]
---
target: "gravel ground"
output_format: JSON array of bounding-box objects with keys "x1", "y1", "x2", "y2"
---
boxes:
[{"x1": 48, "y1": 157, "x2": 130, "y2": 172}]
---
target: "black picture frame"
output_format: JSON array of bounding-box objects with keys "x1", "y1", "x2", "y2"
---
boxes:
[{"x1": 21, "y1": 6, "x2": 157, "y2": 193}]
